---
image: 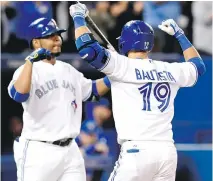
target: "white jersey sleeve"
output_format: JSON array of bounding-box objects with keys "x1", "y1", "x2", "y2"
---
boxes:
[
  {"x1": 100, "y1": 50, "x2": 128, "y2": 80},
  {"x1": 7, "y1": 65, "x2": 35, "y2": 100},
  {"x1": 8, "y1": 65, "x2": 24, "y2": 93},
  {"x1": 8, "y1": 65, "x2": 29, "y2": 97},
  {"x1": 166, "y1": 61, "x2": 198, "y2": 87}
]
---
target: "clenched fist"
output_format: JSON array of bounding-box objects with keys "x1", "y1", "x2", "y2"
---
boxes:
[
  {"x1": 69, "y1": 3, "x2": 89, "y2": 19},
  {"x1": 25, "y1": 48, "x2": 51, "y2": 63},
  {"x1": 158, "y1": 19, "x2": 184, "y2": 38}
]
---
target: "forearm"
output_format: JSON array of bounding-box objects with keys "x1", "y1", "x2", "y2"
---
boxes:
[
  {"x1": 14, "y1": 61, "x2": 33, "y2": 94},
  {"x1": 183, "y1": 46, "x2": 201, "y2": 61},
  {"x1": 176, "y1": 34, "x2": 201, "y2": 61},
  {"x1": 72, "y1": 13, "x2": 111, "y2": 95},
  {"x1": 95, "y1": 78, "x2": 110, "y2": 96},
  {"x1": 75, "y1": 26, "x2": 91, "y2": 40},
  {"x1": 92, "y1": 77, "x2": 111, "y2": 97},
  {"x1": 176, "y1": 34, "x2": 206, "y2": 76},
  {"x1": 71, "y1": 3, "x2": 113, "y2": 73},
  {"x1": 72, "y1": 12, "x2": 91, "y2": 39},
  {"x1": 158, "y1": 19, "x2": 206, "y2": 76}
]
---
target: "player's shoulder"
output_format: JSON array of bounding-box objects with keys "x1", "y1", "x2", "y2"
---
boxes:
[
  {"x1": 13, "y1": 64, "x2": 25, "y2": 74},
  {"x1": 56, "y1": 60, "x2": 80, "y2": 73},
  {"x1": 152, "y1": 59, "x2": 193, "y2": 68},
  {"x1": 17, "y1": 64, "x2": 24, "y2": 70},
  {"x1": 151, "y1": 59, "x2": 167, "y2": 64},
  {"x1": 151, "y1": 59, "x2": 178, "y2": 68},
  {"x1": 56, "y1": 60, "x2": 71, "y2": 67}
]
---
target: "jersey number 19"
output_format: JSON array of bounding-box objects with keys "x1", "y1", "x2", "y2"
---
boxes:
[{"x1": 138, "y1": 83, "x2": 171, "y2": 112}]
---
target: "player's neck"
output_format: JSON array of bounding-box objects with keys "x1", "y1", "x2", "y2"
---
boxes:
[
  {"x1": 43, "y1": 58, "x2": 56, "y2": 65},
  {"x1": 128, "y1": 52, "x2": 149, "y2": 59}
]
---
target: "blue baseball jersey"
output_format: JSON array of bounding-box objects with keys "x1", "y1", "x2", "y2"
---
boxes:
[{"x1": 76, "y1": 119, "x2": 107, "y2": 148}]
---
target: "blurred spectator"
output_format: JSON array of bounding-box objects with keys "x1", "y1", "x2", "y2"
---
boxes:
[
  {"x1": 108, "y1": 1, "x2": 143, "y2": 50},
  {"x1": 89, "y1": 2, "x2": 115, "y2": 44},
  {"x1": 196, "y1": 130, "x2": 212, "y2": 143},
  {"x1": 1, "y1": 1, "x2": 23, "y2": 53},
  {"x1": 143, "y1": 2, "x2": 181, "y2": 52},
  {"x1": 51, "y1": 1, "x2": 94, "y2": 53},
  {"x1": 1, "y1": 2, "x2": 12, "y2": 48},
  {"x1": 9, "y1": 116, "x2": 23, "y2": 138},
  {"x1": 176, "y1": 153, "x2": 201, "y2": 181},
  {"x1": 132, "y1": 1, "x2": 144, "y2": 19},
  {"x1": 192, "y1": 1, "x2": 212, "y2": 56},
  {"x1": 179, "y1": 2, "x2": 193, "y2": 43},
  {"x1": 52, "y1": 2, "x2": 76, "y2": 53},
  {"x1": 5, "y1": 1, "x2": 53, "y2": 52},
  {"x1": 53, "y1": 2, "x2": 69, "y2": 43},
  {"x1": 13, "y1": 1, "x2": 53, "y2": 39},
  {"x1": 76, "y1": 98, "x2": 111, "y2": 181}
]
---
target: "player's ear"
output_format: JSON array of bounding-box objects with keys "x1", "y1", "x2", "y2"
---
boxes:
[{"x1": 32, "y1": 39, "x2": 41, "y2": 49}]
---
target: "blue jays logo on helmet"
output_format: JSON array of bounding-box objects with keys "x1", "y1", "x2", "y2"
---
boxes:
[
  {"x1": 26, "y1": 17, "x2": 66, "y2": 48},
  {"x1": 117, "y1": 20, "x2": 154, "y2": 55}
]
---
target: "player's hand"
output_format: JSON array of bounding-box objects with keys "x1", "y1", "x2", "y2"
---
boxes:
[
  {"x1": 69, "y1": 3, "x2": 89, "y2": 19},
  {"x1": 158, "y1": 19, "x2": 184, "y2": 38},
  {"x1": 25, "y1": 48, "x2": 51, "y2": 63}
]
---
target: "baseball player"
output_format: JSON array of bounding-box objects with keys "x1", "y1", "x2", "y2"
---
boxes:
[
  {"x1": 76, "y1": 99, "x2": 111, "y2": 181},
  {"x1": 76, "y1": 99, "x2": 111, "y2": 157},
  {"x1": 8, "y1": 17, "x2": 111, "y2": 181},
  {"x1": 70, "y1": 3, "x2": 206, "y2": 181}
]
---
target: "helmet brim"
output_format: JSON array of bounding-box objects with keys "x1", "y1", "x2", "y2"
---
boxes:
[
  {"x1": 39, "y1": 28, "x2": 67, "y2": 38},
  {"x1": 30, "y1": 29, "x2": 67, "y2": 49}
]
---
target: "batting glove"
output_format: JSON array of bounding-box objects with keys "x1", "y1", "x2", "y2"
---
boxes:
[
  {"x1": 25, "y1": 48, "x2": 52, "y2": 63},
  {"x1": 158, "y1": 19, "x2": 184, "y2": 38},
  {"x1": 69, "y1": 3, "x2": 89, "y2": 19}
]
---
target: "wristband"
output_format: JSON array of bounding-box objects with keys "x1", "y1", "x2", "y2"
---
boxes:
[
  {"x1": 176, "y1": 34, "x2": 192, "y2": 52},
  {"x1": 73, "y1": 16, "x2": 86, "y2": 29}
]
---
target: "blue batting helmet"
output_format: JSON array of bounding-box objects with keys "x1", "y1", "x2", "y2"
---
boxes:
[
  {"x1": 117, "y1": 20, "x2": 154, "y2": 55},
  {"x1": 26, "y1": 17, "x2": 66, "y2": 48}
]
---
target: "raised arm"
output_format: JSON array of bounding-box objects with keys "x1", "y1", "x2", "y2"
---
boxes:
[
  {"x1": 69, "y1": 3, "x2": 113, "y2": 98},
  {"x1": 158, "y1": 19, "x2": 206, "y2": 76},
  {"x1": 69, "y1": 3, "x2": 117, "y2": 73},
  {"x1": 14, "y1": 60, "x2": 33, "y2": 94},
  {"x1": 8, "y1": 48, "x2": 51, "y2": 102}
]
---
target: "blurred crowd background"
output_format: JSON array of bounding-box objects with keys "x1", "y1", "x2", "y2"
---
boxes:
[
  {"x1": 1, "y1": 1, "x2": 212, "y2": 181},
  {"x1": 1, "y1": 1, "x2": 212, "y2": 55}
]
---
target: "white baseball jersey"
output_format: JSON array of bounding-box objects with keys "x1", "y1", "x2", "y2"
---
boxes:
[
  {"x1": 8, "y1": 60, "x2": 92, "y2": 141},
  {"x1": 102, "y1": 50, "x2": 197, "y2": 144}
]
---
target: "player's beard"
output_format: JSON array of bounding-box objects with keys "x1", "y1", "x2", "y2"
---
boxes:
[
  {"x1": 51, "y1": 43, "x2": 62, "y2": 57},
  {"x1": 49, "y1": 47, "x2": 61, "y2": 59},
  {"x1": 51, "y1": 52, "x2": 61, "y2": 57},
  {"x1": 39, "y1": 39, "x2": 62, "y2": 58}
]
